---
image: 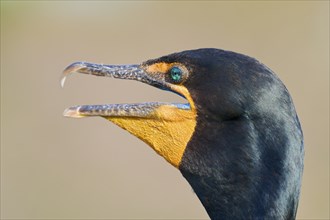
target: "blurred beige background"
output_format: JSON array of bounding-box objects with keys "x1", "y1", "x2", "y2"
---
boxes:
[{"x1": 1, "y1": 1, "x2": 329, "y2": 219}]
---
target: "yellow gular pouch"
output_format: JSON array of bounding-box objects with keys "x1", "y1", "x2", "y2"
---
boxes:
[{"x1": 105, "y1": 105, "x2": 197, "y2": 168}]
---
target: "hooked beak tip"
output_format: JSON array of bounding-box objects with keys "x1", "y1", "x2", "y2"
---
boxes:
[
  {"x1": 60, "y1": 76, "x2": 67, "y2": 88},
  {"x1": 60, "y1": 62, "x2": 88, "y2": 88},
  {"x1": 63, "y1": 62, "x2": 87, "y2": 74}
]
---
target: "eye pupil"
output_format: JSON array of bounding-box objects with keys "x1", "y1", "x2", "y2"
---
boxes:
[{"x1": 170, "y1": 67, "x2": 182, "y2": 83}]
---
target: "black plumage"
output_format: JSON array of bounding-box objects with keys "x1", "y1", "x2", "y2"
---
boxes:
[{"x1": 157, "y1": 49, "x2": 303, "y2": 219}]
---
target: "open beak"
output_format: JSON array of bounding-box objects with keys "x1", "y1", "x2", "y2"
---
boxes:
[
  {"x1": 61, "y1": 62, "x2": 192, "y2": 119},
  {"x1": 61, "y1": 61, "x2": 196, "y2": 168}
]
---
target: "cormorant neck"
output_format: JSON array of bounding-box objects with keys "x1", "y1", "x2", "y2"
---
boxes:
[{"x1": 179, "y1": 116, "x2": 303, "y2": 219}]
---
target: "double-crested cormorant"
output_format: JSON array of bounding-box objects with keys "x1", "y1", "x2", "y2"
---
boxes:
[{"x1": 62, "y1": 48, "x2": 304, "y2": 219}]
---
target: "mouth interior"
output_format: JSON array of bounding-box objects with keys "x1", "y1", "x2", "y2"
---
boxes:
[{"x1": 172, "y1": 103, "x2": 191, "y2": 110}]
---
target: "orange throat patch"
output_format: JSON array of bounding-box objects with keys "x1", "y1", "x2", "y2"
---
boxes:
[{"x1": 106, "y1": 104, "x2": 196, "y2": 168}]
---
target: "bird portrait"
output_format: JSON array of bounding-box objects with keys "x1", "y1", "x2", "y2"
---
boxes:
[{"x1": 62, "y1": 48, "x2": 304, "y2": 219}]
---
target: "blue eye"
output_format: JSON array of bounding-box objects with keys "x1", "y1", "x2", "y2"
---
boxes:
[{"x1": 169, "y1": 66, "x2": 183, "y2": 83}]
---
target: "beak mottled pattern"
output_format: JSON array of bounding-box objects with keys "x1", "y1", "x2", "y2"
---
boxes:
[
  {"x1": 63, "y1": 102, "x2": 190, "y2": 118},
  {"x1": 61, "y1": 62, "x2": 165, "y2": 89}
]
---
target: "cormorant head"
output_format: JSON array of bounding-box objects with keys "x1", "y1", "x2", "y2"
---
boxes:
[
  {"x1": 63, "y1": 48, "x2": 296, "y2": 167},
  {"x1": 63, "y1": 48, "x2": 303, "y2": 219}
]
